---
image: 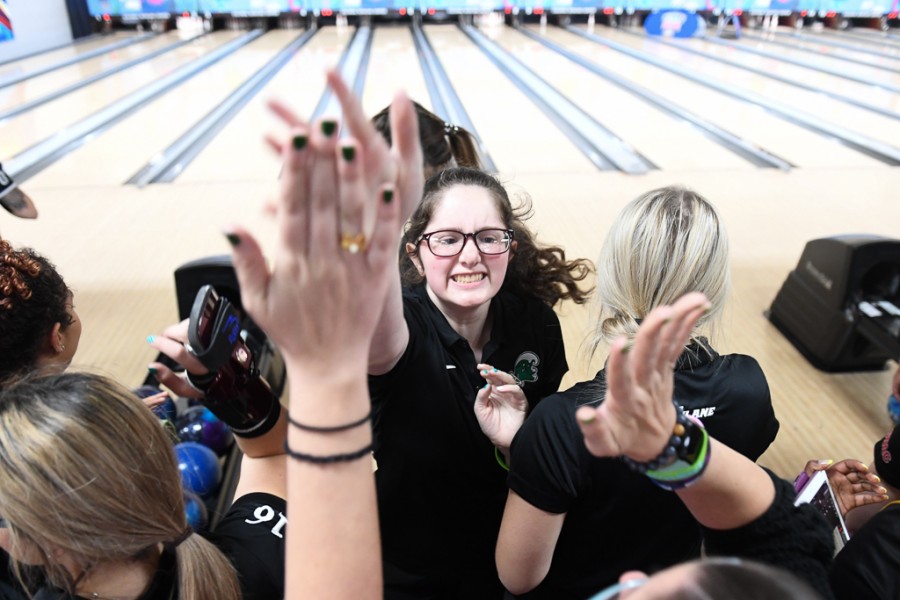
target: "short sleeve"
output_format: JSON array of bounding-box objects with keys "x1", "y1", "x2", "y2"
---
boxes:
[
  {"x1": 210, "y1": 492, "x2": 286, "y2": 600},
  {"x1": 508, "y1": 396, "x2": 582, "y2": 514}
]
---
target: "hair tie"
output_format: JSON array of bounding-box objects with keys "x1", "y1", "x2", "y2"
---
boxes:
[
  {"x1": 166, "y1": 526, "x2": 193, "y2": 551},
  {"x1": 443, "y1": 122, "x2": 459, "y2": 136}
]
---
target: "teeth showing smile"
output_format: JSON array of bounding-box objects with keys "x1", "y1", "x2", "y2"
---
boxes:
[{"x1": 452, "y1": 274, "x2": 485, "y2": 284}]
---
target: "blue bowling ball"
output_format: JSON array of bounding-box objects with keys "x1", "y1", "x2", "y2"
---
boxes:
[
  {"x1": 888, "y1": 394, "x2": 900, "y2": 426},
  {"x1": 183, "y1": 490, "x2": 209, "y2": 531},
  {"x1": 135, "y1": 385, "x2": 177, "y2": 422},
  {"x1": 176, "y1": 406, "x2": 233, "y2": 456},
  {"x1": 175, "y1": 442, "x2": 221, "y2": 498}
]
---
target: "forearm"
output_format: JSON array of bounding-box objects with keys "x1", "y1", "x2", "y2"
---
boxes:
[
  {"x1": 233, "y1": 405, "x2": 288, "y2": 458},
  {"x1": 368, "y1": 274, "x2": 408, "y2": 375},
  {"x1": 284, "y1": 363, "x2": 381, "y2": 600},
  {"x1": 675, "y1": 438, "x2": 775, "y2": 530}
]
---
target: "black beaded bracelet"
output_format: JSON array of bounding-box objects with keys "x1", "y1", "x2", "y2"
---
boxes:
[
  {"x1": 621, "y1": 402, "x2": 693, "y2": 474},
  {"x1": 287, "y1": 409, "x2": 372, "y2": 433},
  {"x1": 283, "y1": 440, "x2": 374, "y2": 464}
]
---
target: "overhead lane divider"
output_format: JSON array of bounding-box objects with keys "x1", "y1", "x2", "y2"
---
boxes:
[
  {"x1": 410, "y1": 19, "x2": 497, "y2": 173},
  {"x1": 128, "y1": 27, "x2": 319, "y2": 186},
  {"x1": 4, "y1": 30, "x2": 265, "y2": 183},
  {"x1": 460, "y1": 22, "x2": 654, "y2": 174}
]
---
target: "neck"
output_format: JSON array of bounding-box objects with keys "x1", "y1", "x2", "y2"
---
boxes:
[
  {"x1": 426, "y1": 288, "x2": 493, "y2": 357},
  {"x1": 72, "y1": 548, "x2": 160, "y2": 600}
]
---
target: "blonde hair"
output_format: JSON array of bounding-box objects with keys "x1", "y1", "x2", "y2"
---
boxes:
[
  {"x1": 590, "y1": 186, "x2": 729, "y2": 355},
  {"x1": 0, "y1": 372, "x2": 241, "y2": 600}
]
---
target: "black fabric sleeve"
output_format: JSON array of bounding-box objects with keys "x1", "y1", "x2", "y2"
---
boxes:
[
  {"x1": 829, "y1": 507, "x2": 900, "y2": 600},
  {"x1": 209, "y1": 492, "x2": 286, "y2": 600},
  {"x1": 702, "y1": 470, "x2": 834, "y2": 600},
  {"x1": 508, "y1": 397, "x2": 581, "y2": 514}
]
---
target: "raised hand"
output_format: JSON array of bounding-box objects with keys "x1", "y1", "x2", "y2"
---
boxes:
[
  {"x1": 575, "y1": 292, "x2": 710, "y2": 462},
  {"x1": 474, "y1": 363, "x2": 529, "y2": 450},
  {"x1": 226, "y1": 72, "x2": 412, "y2": 374}
]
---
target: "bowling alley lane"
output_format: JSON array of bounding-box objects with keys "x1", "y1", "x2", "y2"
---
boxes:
[
  {"x1": 552, "y1": 25, "x2": 886, "y2": 167},
  {"x1": 0, "y1": 31, "x2": 193, "y2": 114},
  {"x1": 29, "y1": 29, "x2": 302, "y2": 188},
  {"x1": 422, "y1": 23, "x2": 617, "y2": 177},
  {"x1": 177, "y1": 26, "x2": 355, "y2": 184},
  {"x1": 0, "y1": 30, "x2": 244, "y2": 162},
  {"x1": 362, "y1": 25, "x2": 430, "y2": 117},
  {"x1": 742, "y1": 30, "x2": 900, "y2": 71},
  {"x1": 565, "y1": 25, "x2": 900, "y2": 151},
  {"x1": 0, "y1": 31, "x2": 143, "y2": 80},
  {"x1": 591, "y1": 25, "x2": 900, "y2": 111},
  {"x1": 488, "y1": 25, "x2": 755, "y2": 170}
]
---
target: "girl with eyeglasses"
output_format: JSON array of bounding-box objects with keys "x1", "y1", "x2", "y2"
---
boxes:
[{"x1": 365, "y1": 166, "x2": 592, "y2": 599}]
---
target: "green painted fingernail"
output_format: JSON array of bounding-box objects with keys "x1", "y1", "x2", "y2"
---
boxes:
[
  {"x1": 146, "y1": 336, "x2": 155, "y2": 344},
  {"x1": 578, "y1": 414, "x2": 596, "y2": 425},
  {"x1": 148, "y1": 366, "x2": 157, "y2": 375},
  {"x1": 321, "y1": 120, "x2": 337, "y2": 137},
  {"x1": 292, "y1": 135, "x2": 307, "y2": 150},
  {"x1": 341, "y1": 145, "x2": 355, "y2": 161},
  {"x1": 225, "y1": 233, "x2": 240, "y2": 246},
  {"x1": 382, "y1": 188, "x2": 394, "y2": 204},
  {"x1": 621, "y1": 343, "x2": 632, "y2": 354}
]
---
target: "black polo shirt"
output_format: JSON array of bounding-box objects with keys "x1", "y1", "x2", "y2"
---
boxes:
[
  {"x1": 369, "y1": 284, "x2": 568, "y2": 598},
  {"x1": 507, "y1": 341, "x2": 779, "y2": 599},
  {"x1": 830, "y1": 503, "x2": 900, "y2": 600}
]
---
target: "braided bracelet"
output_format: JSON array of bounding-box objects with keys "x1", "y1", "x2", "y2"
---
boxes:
[
  {"x1": 283, "y1": 440, "x2": 374, "y2": 464},
  {"x1": 287, "y1": 409, "x2": 372, "y2": 433}
]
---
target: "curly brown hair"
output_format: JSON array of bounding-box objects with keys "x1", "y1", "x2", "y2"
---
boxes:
[
  {"x1": 372, "y1": 102, "x2": 483, "y2": 180},
  {"x1": 0, "y1": 239, "x2": 72, "y2": 380},
  {"x1": 400, "y1": 168, "x2": 593, "y2": 307}
]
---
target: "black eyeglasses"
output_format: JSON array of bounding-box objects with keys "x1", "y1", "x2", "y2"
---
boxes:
[{"x1": 418, "y1": 229, "x2": 515, "y2": 257}]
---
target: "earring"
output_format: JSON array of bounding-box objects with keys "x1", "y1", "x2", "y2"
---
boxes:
[{"x1": 58, "y1": 344, "x2": 65, "y2": 353}]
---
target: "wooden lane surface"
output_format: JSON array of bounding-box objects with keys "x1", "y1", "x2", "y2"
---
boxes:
[
  {"x1": 0, "y1": 31, "x2": 244, "y2": 163},
  {"x1": 361, "y1": 25, "x2": 431, "y2": 117},
  {"x1": 29, "y1": 30, "x2": 300, "y2": 188},
  {"x1": 585, "y1": 25, "x2": 900, "y2": 155},
  {"x1": 423, "y1": 23, "x2": 600, "y2": 176},
  {"x1": 0, "y1": 31, "x2": 190, "y2": 114},
  {"x1": 497, "y1": 25, "x2": 753, "y2": 170},
  {"x1": 0, "y1": 32, "x2": 141, "y2": 79},
  {"x1": 559, "y1": 25, "x2": 886, "y2": 168}
]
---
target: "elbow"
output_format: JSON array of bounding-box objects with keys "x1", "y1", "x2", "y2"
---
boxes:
[{"x1": 498, "y1": 560, "x2": 545, "y2": 596}]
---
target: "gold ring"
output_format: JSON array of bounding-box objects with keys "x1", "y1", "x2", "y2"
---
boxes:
[{"x1": 339, "y1": 232, "x2": 367, "y2": 254}]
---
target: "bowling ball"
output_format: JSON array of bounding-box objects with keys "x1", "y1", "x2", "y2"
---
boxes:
[
  {"x1": 174, "y1": 442, "x2": 221, "y2": 498},
  {"x1": 176, "y1": 406, "x2": 233, "y2": 456},
  {"x1": 183, "y1": 490, "x2": 209, "y2": 531},
  {"x1": 888, "y1": 394, "x2": 900, "y2": 426},
  {"x1": 135, "y1": 385, "x2": 177, "y2": 422}
]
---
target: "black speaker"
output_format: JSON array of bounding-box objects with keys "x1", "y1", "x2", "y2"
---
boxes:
[{"x1": 768, "y1": 234, "x2": 900, "y2": 372}]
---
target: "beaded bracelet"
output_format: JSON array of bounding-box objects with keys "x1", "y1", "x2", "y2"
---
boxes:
[
  {"x1": 283, "y1": 440, "x2": 374, "y2": 464},
  {"x1": 287, "y1": 410, "x2": 372, "y2": 433},
  {"x1": 622, "y1": 402, "x2": 711, "y2": 491},
  {"x1": 621, "y1": 402, "x2": 693, "y2": 474}
]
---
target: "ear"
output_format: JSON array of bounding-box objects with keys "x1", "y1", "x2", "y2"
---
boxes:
[
  {"x1": 406, "y1": 242, "x2": 424, "y2": 276},
  {"x1": 48, "y1": 322, "x2": 65, "y2": 353},
  {"x1": 509, "y1": 240, "x2": 517, "y2": 260}
]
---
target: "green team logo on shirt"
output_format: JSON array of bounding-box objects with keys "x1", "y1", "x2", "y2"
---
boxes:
[{"x1": 513, "y1": 352, "x2": 540, "y2": 385}]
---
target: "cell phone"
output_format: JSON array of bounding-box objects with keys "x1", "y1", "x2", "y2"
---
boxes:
[{"x1": 794, "y1": 469, "x2": 850, "y2": 554}]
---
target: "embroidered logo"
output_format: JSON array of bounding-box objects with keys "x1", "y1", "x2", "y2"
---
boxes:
[
  {"x1": 513, "y1": 352, "x2": 540, "y2": 385},
  {"x1": 883, "y1": 431, "x2": 893, "y2": 464}
]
